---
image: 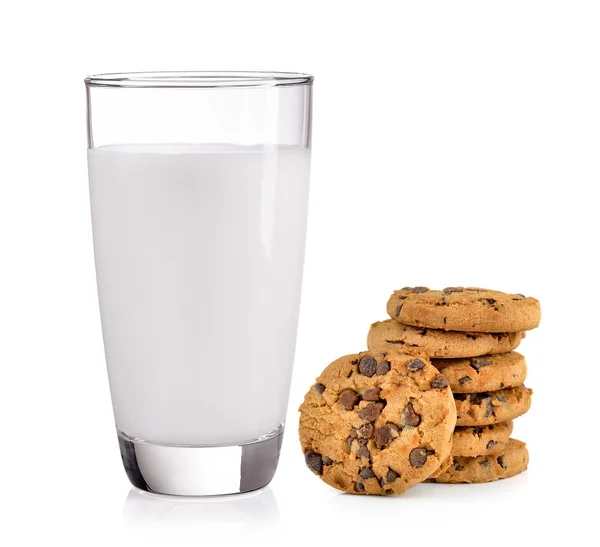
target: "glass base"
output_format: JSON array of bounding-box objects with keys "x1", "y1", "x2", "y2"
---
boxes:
[{"x1": 117, "y1": 425, "x2": 284, "y2": 496}]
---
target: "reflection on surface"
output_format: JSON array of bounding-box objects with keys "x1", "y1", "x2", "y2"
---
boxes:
[
  {"x1": 123, "y1": 486, "x2": 280, "y2": 525},
  {"x1": 323, "y1": 470, "x2": 529, "y2": 515}
]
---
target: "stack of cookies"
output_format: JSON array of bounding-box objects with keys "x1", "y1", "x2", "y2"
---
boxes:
[
  {"x1": 369, "y1": 286, "x2": 540, "y2": 484},
  {"x1": 299, "y1": 286, "x2": 540, "y2": 495}
]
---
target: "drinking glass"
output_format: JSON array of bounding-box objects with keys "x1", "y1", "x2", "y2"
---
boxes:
[{"x1": 85, "y1": 72, "x2": 313, "y2": 495}]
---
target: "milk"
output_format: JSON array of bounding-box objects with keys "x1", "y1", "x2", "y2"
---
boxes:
[{"x1": 88, "y1": 144, "x2": 310, "y2": 445}]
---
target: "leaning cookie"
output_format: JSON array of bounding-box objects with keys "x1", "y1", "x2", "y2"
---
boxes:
[
  {"x1": 429, "y1": 438, "x2": 528, "y2": 483},
  {"x1": 387, "y1": 287, "x2": 541, "y2": 333},
  {"x1": 367, "y1": 320, "x2": 525, "y2": 359},
  {"x1": 452, "y1": 421, "x2": 514, "y2": 457},
  {"x1": 454, "y1": 385, "x2": 532, "y2": 427},
  {"x1": 299, "y1": 349, "x2": 456, "y2": 495},
  {"x1": 432, "y1": 352, "x2": 527, "y2": 393}
]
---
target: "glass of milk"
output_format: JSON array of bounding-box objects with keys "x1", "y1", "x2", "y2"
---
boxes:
[{"x1": 85, "y1": 72, "x2": 313, "y2": 495}]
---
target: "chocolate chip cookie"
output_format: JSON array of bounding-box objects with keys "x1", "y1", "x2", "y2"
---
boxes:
[
  {"x1": 430, "y1": 438, "x2": 528, "y2": 483},
  {"x1": 432, "y1": 352, "x2": 527, "y2": 393},
  {"x1": 367, "y1": 319, "x2": 525, "y2": 359},
  {"x1": 452, "y1": 421, "x2": 514, "y2": 457},
  {"x1": 298, "y1": 349, "x2": 457, "y2": 495},
  {"x1": 454, "y1": 385, "x2": 532, "y2": 426},
  {"x1": 387, "y1": 287, "x2": 541, "y2": 333}
]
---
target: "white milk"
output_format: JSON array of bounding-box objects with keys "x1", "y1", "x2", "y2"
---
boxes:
[{"x1": 88, "y1": 144, "x2": 310, "y2": 445}]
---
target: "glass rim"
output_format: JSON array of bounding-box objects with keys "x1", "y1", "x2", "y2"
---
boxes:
[{"x1": 84, "y1": 71, "x2": 314, "y2": 89}]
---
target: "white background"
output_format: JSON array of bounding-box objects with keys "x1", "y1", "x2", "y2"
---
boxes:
[{"x1": 1, "y1": 1, "x2": 598, "y2": 545}]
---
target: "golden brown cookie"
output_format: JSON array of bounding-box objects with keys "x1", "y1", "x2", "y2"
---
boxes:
[
  {"x1": 387, "y1": 287, "x2": 541, "y2": 333},
  {"x1": 430, "y1": 438, "x2": 528, "y2": 483},
  {"x1": 367, "y1": 319, "x2": 525, "y2": 359},
  {"x1": 452, "y1": 421, "x2": 514, "y2": 457},
  {"x1": 455, "y1": 385, "x2": 532, "y2": 426},
  {"x1": 298, "y1": 349, "x2": 457, "y2": 495},
  {"x1": 429, "y1": 454, "x2": 454, "y2": 479},
  {"x1": 432, "y1": 352, "x2": 527, "y2": 393}
]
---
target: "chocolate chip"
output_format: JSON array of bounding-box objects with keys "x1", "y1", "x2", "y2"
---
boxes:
[
  {"x1": 374, "y1": 423, "x2": 400, "y2": 448},
  {"x1": 362, "y1": 387, "x2": 381, "y2": 401},
  {"x1": 395, "y1": 304, "x2": 403, "y2": 316},
  {"x1": 376, "y1": 361, "x2": 390, "y2": 375},
  {"x1": 454, "y1": 464, "x2": 464, "y2": 471},
  {"x1": 339, "y1": 389, "x2": 360, "y2": 410},
  {"x1": 401, "y1": 403, "x2": 421, "y2": 427},
  {"x1": 359, "y1": 423, "x2": 374, "y2": 438},
  {"x1": 454, "y1": 393, "x2": 468, "y2": 401},
  {"x1": 314, "y1": 383, "x2": 326, "y2": 394},
  {"x1": 323, "y1": 457, "x2": 333, "y2": 466},
  {"x1": 350, "y1": 427, "x2": 358, "y2": 439},
  {"x1": 496, "y1": 394, "x2": 507, "y2": 403},
  {"x1": 360, "y1": 467, "x2": 376, "y2": 480},
  {"x1": 486, "y1": 441, "x2": 497, "y2": 450},
  {"x1": 354, "y1": 482, "x2": 365, "y2": 492},
  {"x1": 409, "y1": 447, "x2": 427, "y2": 468},
  {"x1": 443, "y1": 287, "x2": 463, "y2": 295},
  {"x1": 358, "y1": 356, "x2": 377, "y2": 377},
  {"x1": 480, "y1": 460, "x2": 490, "y2": 469},
  {"x1": 304, "y1": 451, "x2": 323, "y2": 475},
  {"x1": 517, "y1": 293, "x2": 526, "y2": 298},
  {"x1": 401, "y1": 286, "x2": 411, "y2": 291},
  {"x1": 407, "y1": 358, "x2": 425, "y2": 371},
  {"x1": 357, "y1": 437, "x2": 368, "y2": 447},
  {"x1": 486, "y1": 298, "x2": 496, "y2": 305},
  {"x1": 497, "y1": 456, "x2": 506, "y2": 469},
  {"x1": 459, "y1": 375, "x2": 472, "y2": 385},
  {"x1": 359, "y1": 402, "x2": 385, "y2": 422},
  {"x1": 471, "y1": 358, "x2": 491, "y2": 372},
  {"x1": 482, "y1": 397, "x2": 494, "y2": 417},
  {"x1": 412, "y1": 286, "x2": 429, "y2": 293},
  {"x1": 472, "y1": 427, "x2": 483, "y2": 436},
  {"x1": 430, "y1": 374, "x2": 449, "y2": 389},
  {"x1": 347, "y1": 437, "x2": 354, "y2": 449},
  {"x1": 386, "y1": 469, "x2": 399, "y2": 483},
  {"x1": 356, "y1": 446, "x2": 370, "y2": 459}
]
